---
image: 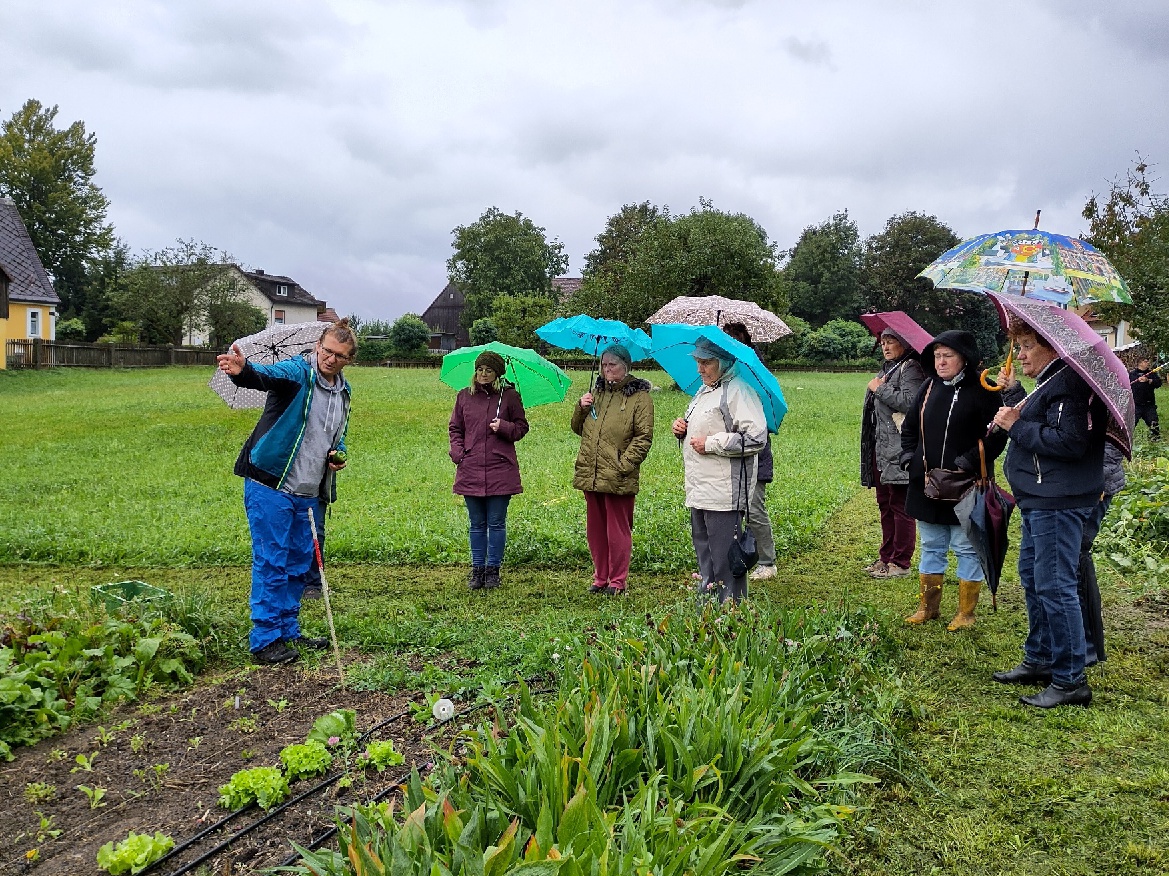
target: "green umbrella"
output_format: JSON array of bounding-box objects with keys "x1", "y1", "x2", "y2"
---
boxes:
[{"x1": 439, "y1": 342, "x2": 572, "y2": 407}]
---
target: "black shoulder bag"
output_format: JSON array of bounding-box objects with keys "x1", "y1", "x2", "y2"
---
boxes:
[{"x1": 920, "y1": 380, "x2": 977, "y2": 502}]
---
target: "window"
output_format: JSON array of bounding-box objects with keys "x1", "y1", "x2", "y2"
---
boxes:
[
  {"x1": 277, "y1": 285, "x2": 289, "y2": 296},
  {"x1": 28, "y1": 309, "x2": 40, "y2": 338},
  {"x1": 274, "y1": 309, "x2": 285, "y2": 325}
]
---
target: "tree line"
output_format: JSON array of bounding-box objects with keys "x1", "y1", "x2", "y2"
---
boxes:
[{"x1": 3, "y1": 97, "x2": 1166, "y2": 358}]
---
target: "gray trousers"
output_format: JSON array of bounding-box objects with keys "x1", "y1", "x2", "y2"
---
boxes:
[
  {"x1": 690, "y1": 508, "x2": 747, "y2": 604},
  {"x1": 746, "y1": 481, "x2": 777, "y2": 567}
]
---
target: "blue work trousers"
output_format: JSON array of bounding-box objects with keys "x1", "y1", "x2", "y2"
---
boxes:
[
  {"x1": 244, "y1": 479, "x2": 319, "y2": 651},
  {"x1": 1019, "y1": 506, "x2": 1092, "y2": 687},
  {"x1": 464, "y1": 495, "x2": 511, "y2": 567}
]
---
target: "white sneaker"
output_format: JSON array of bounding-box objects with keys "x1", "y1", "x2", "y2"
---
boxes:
[{"x1": 749, "y1": 564, "x2": 777, "y2": 580}]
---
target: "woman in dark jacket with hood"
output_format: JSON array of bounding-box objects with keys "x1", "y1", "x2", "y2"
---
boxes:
[
  {"x1": 899, "y1": 330, "x2": 1008, "y2": 629},
  {"x1": 449, "y1": 350, "x2": 530, "y2": 591}
]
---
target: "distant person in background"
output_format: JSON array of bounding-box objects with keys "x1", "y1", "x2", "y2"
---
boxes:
[
  {"x1": 449, "y1": 350, "x2": 529, "y2": 591},
  {"x1": 217, "y1": 321, "x2": 355, "y2": 665},
  {"x1": 1129, "y1": 357, "x2": 1162, "y2": 441},
  {"x1": 571, "y1": 344, "x2": 654, "y2": 596},
  {"x1": 721, "y1": 322, "x2": 779, "y2": 581},
  {"x1": 860, "y1": 328, "x2": 926, "y2": 579}
]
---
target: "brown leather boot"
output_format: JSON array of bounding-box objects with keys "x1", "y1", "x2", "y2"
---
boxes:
[
  {"x1": 947, "y1": 579, "x2": 981, "y2": 631},
  {"x1": 905, "y1": 573, "x2": 944, "y2": 624}
]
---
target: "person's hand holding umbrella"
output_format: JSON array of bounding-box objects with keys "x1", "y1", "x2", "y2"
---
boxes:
[{"x1": 217, "y1": 343, "x2": 245, "y2": 376}]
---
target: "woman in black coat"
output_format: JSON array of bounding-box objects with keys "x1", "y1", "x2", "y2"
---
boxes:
[{"x1": 899, "y1": 330, "x2": 1008, "y2": 630}]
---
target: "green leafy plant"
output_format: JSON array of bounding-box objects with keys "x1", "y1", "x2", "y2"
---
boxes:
[
  {"x1": 96, "y1": 830, "x2": 175, "y2": 875},
  {"x1": 280, "y1": 741, "x2": 333, "y2": 781},
  {"x1": 23, "y1": 781, "x2": 55, "y2": 803},
  {"x1": 267, "y1": 697, "x2": 289, "y2": 712},
  {"x1": 358, "y1": 739, "x2": 405, "y2": 772},
  {"x1": 77, "y1": 784, "x2": 107, "y2": 809},
  {"x1": 307, "y1": 709, "x2": 357, "y2": 750},
  {"x1": 93, "y1": 725, "x2": 116, "y2": 746},
  {"x1": 230, "y1": 715, "x2": 258, "y2": 733},
  {"x1": 71, "y1": 752, "x2": 97, "y2": 773},
  {"x1": 217, "y1": 766, "x2": 289, "y2": 811},
  {"x1": 130, "y1": 733, "x2": 146, "y2": 753}
]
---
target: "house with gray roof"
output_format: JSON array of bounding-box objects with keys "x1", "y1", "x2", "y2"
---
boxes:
[{"x1": 1, "y1": 197, "x2": 61, "y2": 365}]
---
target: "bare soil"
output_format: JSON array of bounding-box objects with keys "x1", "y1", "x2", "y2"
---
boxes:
[{"x1": 1, "y1": 656, "x2": 446, "y2": 875}]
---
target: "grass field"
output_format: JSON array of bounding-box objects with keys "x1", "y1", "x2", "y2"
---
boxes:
[
  {"x1": 0, "y1": 366, "x2": 865, "y2": 569},
  {"x1": 2, "y1": 365, "x2": 1168, "y2": 875}
]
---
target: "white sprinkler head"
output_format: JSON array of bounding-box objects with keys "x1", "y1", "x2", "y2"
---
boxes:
[{"x1": 433, "y1": 698, "x2": 455, "y2": 722}]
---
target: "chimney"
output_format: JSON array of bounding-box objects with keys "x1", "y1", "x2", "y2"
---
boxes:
[{"x1": 255, "y1": 268, "x2": 265, "y2": 275}]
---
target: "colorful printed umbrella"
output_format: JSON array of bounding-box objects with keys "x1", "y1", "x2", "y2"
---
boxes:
[
  {"x1": 986, "y1": 291, "x2": 1136, "y2": 457},
  {"x1": 646, "y1": 295, "x2": 792, "y2": 343},
  {"x1": 439, "y1": 342, "x2": 571, "y2": 408},
  {"x1": 535, "y1": 315, "x2": 653, "y2": 361},
  {"x1": 650, "y1": 323, "x2": 788, "y2": 433},
  {"x1": 858, "y1": 311, "x2": 934, "y2": 354},
  {"x1": 209, "y1": 321, "x2": 333, "y2": 409},
  {"x1": 918, "y1": 228, "x2": 1132, "y2": 307}
]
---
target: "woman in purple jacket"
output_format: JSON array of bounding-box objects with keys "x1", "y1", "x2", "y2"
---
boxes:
[{"x1": 448, "y1": 350, "x2": 530, "y2": 590}]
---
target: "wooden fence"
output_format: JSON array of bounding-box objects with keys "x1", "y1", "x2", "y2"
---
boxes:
[{"x1": 5, "y1": 339, "x2": 220, "y2": 369}]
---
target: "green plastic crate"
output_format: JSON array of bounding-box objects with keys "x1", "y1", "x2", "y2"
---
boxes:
[{"x1": 90, "y1": 580, "x2": 171, "y2": 612}]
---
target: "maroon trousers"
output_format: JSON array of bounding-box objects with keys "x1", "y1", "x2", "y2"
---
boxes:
[
  {"x1": 584, "y1": 491, "x2": 636, "y2": 590},
  {"x1": 875, "y1": 481, "x2": 916, "y2": 568}
]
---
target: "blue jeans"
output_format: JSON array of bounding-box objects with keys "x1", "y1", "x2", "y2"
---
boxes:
[
  {"x1": 244, "y1": 479, "x2": 319, "y2": 651},
  {"x1": 1019, "y1": 506, "x2": 1092, "y2": 687},
  {"x1": 917, "y1": 521, "x2": 983, "y2": 581},
  {"x1": 465, "y1": 495, "x2": 511, "y2": 567}
]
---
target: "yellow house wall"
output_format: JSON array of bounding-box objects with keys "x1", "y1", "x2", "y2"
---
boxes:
[{"x1": 6, "y1": 302, "x2": 53, "y2": 340}]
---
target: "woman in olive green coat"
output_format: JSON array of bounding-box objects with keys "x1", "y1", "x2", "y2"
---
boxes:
[{"x1": 571, "y1": 345, "x2": 654, "y2": 595}]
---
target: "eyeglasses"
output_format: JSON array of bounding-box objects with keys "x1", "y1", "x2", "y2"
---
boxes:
[{"x1": 318, "y1": 345, "x2": 352, "y2": 364}]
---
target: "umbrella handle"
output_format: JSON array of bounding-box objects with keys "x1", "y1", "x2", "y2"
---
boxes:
[{"x1": 979, "y1": 346, "x2": 1015, "y2": 391}]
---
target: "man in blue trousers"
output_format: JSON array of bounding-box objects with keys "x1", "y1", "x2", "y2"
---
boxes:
[{"x1": 216, "y1": 321, "x2": 355, "y2": 664}]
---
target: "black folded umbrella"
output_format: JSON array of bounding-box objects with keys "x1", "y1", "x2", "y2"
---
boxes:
[{"x1": 955, "y1": 464, "x2": 1016, "y2": 608}]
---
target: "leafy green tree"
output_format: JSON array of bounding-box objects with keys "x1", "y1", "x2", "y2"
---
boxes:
[
  {"x1": 574, "y1": 199, "x2": 782, "y2": 326},
  {"x1": 76, "y1": 241, "x2": 131, "y2": 340},
  {"x1": 354, "y1": 318, "x2": 394, "y2": 338},
  {"x1": 1082, "y1": 157, "x2": 1169, "y2": 356},
  {"x1": 780, "y1": 211, "x2": 862, "y2": 326},
  {"x1": 860, "y1": 211, "x2": 960, "y2": 317},
  {"x1": 208, "y1": 300, "x2": 266, "y2": 348},
  {"x1": 0, "y1": 99, "x2": 115, "y2": 318},
  {"x1": 387, "y1": 313, "x2": 432, "y2": 356},
  {"x1": 800, "y1": 319, "x2": 873, "y2": 361},
  {"x1": 447, "y1": 207, "x2": 569, "y2": 329},
  {"x1": 469, "y1": 317, "x2": 498, "y2": 346},
  {"x1": 54, "y1": 317, "x2": 86, "y2": 341},
  {"x1": 491, "y1": 294, "x2": 555, "y2": 349},
  {"x1": 570, "y1": 201, "x2": 665, "y2": 321},
  {"x1": 112, "y1": 240, "x2": 238, "y2": 345}
]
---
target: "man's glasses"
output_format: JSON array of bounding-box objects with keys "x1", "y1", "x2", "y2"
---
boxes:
[{"x1": 319, "y1": 345, "x2": 352, "y2": 364}]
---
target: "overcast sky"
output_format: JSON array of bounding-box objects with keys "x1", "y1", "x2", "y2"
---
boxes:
[{"x1": 3, "y1": 1, "x2": 1167, "y2": 320}]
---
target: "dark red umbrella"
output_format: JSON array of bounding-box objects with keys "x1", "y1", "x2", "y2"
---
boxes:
[
  {"x1": 954, "y1": 442, "x2": 1016, "y2": 607},
  {"x1": 858, "y1": 311, "x2": 934, "y2": 354}
]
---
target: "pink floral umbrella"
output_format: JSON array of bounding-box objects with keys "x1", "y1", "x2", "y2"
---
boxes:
[
  {"x1": 858, "y1": 311, "x2": 934, "y2": 354},
  {"x1": 986, "y1": 291, "x2": 1135, "y2": 457}
]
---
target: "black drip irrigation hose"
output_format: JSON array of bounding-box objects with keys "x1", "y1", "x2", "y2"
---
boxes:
[
  {"x1": 147, "y1": 675, "x2": 556, "y2": 876},
  {"x1": 145, "y1": 703, "x2": 417, "y2": 876}
]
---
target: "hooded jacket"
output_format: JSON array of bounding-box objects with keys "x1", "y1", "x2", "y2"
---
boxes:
[
  {"x1": 900, "y1": 330, "x2": 1007, "y2": 525},
  {"x1": 1129, "y1": 366, "x2": 1162, "y2": 407},
  {"x1": 230, "y1": 355, "x2": 350, "y2": 503},
  {"x1": 449, "y1": 383, "x2": 529, "y2": 497},
  {"x1": 860, "y1": 352, "x2": 926, "y2": 487},
  {"x1": 680, "y1": 371, "x2": 767, "y2": 512},
  {"x1": 571, "y1": 375, "x2": 654, "y2": 495}
]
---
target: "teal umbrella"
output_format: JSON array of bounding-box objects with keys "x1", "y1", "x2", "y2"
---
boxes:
[{"x1": 439, "y1": 342, "x2": 571, "y2": 407}]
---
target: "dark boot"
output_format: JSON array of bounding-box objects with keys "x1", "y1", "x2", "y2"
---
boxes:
[
  {"x1": 905, "y1": 573, "x2": 943, "y2": 624},
  {"x1": 484, "y1": 566, "x2": 501, "y2": 589},
  {"x1": 992, "y1": 662, "x2": 1052, "y2": 686},
  {"x1": 468, "y1": 566, "x2": 486, "y2": 590},
  {"x1": 252, "y1": 641, "x2": 298, "y2": 665},
  {"x1": 1020, "y1": 683, "x2": 1092, "y2": 708}
]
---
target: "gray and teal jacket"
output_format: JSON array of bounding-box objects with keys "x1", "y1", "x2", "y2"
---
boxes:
[{"x1": 230, "y1": 355, "x2": 351, "y2": 503}]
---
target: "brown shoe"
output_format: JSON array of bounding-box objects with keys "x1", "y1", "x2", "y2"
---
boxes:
[
  {"x1": 874, "y1": 563, "x2": 911, "y2": 579},
  {"x1": 947, "y1": 579, "x2": 981, "y2": 630},
  {"x1": 863, "y1": 559, "x2": 886, "y2": 573}
]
